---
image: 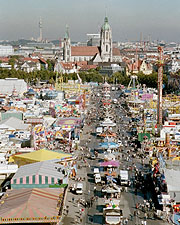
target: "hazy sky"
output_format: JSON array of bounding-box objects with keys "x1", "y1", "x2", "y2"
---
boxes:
[{"x1": 1, "y1": 0, "x2": 180, "y2": 42}]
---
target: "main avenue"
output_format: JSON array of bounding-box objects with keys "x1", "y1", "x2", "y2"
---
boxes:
[{"x1": 62, "y1": 83, "x2": 169, "y2": 225}]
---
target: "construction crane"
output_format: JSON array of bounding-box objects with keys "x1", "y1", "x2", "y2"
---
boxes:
[{"x1": 157, "y1": 46, "x2": 164, "y2": 132}]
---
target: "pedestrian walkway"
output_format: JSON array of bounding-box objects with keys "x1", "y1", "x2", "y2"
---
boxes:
[{"x1": 61, "y1": 106, "x2": 94, "y2": 225}]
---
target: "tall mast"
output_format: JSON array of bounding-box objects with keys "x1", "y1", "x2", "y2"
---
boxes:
[
  {"x1": 157, "y1": 46, "x2": 163, "y2": 132},
  {"x1": 39, "y1": 17, "x2": 43, "y2": 42}
]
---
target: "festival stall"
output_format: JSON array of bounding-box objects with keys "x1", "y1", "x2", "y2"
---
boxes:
[
  {"x1": 100, "y1": 118, "x2": 116, "y2": 127},
  {"x1": 103, "y1": 199, "x2": 123, "y2": 225},
  {"x1": 10, "y1": 149, "x2": 73, "y2": 167},
  {"x1": 11, "y1": 160, "x2": 70, "y2": 189},
  {"x1": 98, "y1": 142, "x2": 120, "y2": 150}
]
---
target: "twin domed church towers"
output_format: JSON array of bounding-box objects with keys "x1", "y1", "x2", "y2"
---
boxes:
[{"x1": 63, "y1": 17, "x2": 113, "y2": 63}]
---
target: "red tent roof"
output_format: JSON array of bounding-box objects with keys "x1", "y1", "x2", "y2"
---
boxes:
[{"x1": 0, "y1": 188, "x2": 64, "y2": 221}]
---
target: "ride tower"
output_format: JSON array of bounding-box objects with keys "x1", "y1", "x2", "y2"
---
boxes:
[{"x1": 157, "y1": 46, "x2": 164, "y2": 135}]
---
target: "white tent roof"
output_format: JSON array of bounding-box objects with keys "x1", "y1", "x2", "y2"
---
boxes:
[
  {"x1": 102, "y1": 82, "x2": 111, "y2": 88},
  {"x1": 0, "y1": 78, "x2": 27, "y2": 95},
  {"x1": 13, "y1": 160, "x2": 66, "y2": 180},
  {"x1": 0, "y1": 117, "x2": 29, "y2": 131},
  {"x1": 100, "y1": 118, "x2": 116, "y2": 127},
  {"x1": 165, "y1": 169, "x2": 180, "y2": 191}
]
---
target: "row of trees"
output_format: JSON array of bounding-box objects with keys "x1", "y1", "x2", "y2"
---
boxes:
[
  {"x1": 0, "y1": 68, "x2": 56, "y2": 84},
  {"x1": 0, "y1": 68, "x2": 104, "y2": 84},
  {"x1": 108, "y1": 71, "x2": 169, "y2": 91},
  {"x1": 0, "y1": 67, "x2": 171, "y2": 91}
]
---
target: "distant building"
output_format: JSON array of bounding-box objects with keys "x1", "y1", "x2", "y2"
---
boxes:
[
  {"x1": 17, "y1": 43, "x2": 58, "y2": 60},
  {"x1": 99, "y1": 63, "x2": 124, "y2": 76},
  {"x1": 0, "y1": 63, "x2": 12, "y2": 70},
  {"x1": 87, "y1": 34, "x2": 100, "y2": 46},
  {"x1": 54, "y1": 60, "x2": 97, "y2": 74},
  {"x1": 139, "y1": 60, "x2": 153, "y2": 75},
  {"x1": 62, "y1": 17, "x2": 121, "y2": 63},
  {"x1": 0, "y1": 45, "x2": 14, "y2": 56},
  {"x1": 126, "y1": 59, "x2": 153, "y2": 75},
  {"x1": 13, "y1": 57, "x2": 48, "y2": 73},
  {"x1": 167, "y1": 59, "x2": 180, "y2": 74},
  {"x1": 14, "y1": 57, "x2": 41, "y2": 73},
  {"x1": 26, "y1": 42, "x2": 54, "y2": 49}
]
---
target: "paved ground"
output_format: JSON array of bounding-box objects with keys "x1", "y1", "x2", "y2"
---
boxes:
[
  {"x1": 61, "y1": 107, "x2": 93, "y2": 225},
  {"x1": 61, "y1": 89, "x2": 170, "y2": 225}
]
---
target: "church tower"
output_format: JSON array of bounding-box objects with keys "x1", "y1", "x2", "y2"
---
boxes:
[
  {"x1": 63, "y1": 25, "x2": 71, "y2": 62},
  {"x1": 100, "y1": 17, "x2": 112, "y2": 62}
]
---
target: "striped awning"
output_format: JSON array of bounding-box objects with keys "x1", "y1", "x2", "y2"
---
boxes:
[{"x1": 11, "y1": 175, "x2": 59, "y2": 186}]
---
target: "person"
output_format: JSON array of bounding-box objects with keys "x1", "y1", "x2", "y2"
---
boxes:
[
  {"x1": 94, "y1": 186, "x2": 96, "y2": 193},
  {"x1": 77, "y1": 202, "x2": 80, "y2": 208},
  {"x1": 90, "y1": 197, "x2": 93, "y2": 207},
  {"x1": 144, "y1": 212, "x2": 148, "y2": 220},
  {"x1": 124, "y1": 218, "x2": 128, "y2": 224},
  {"x1": 136, "y1": 203, "x2": 139, "y2": 209},
  {"x1": 135, "y1": 188, "x2": 137, "y2": 195},
  {"x1": 137, "y1": 210, "x2": 140, "y2": 216},
  {"x1": 85, "y1": 201, "x2": 88, "y2": 208},
  {"x1": 129, "y1": 213, "x2": 133, "y2": 221},
  {"x1": 125, "y1": 186, "x2": 128, "y2": 192}
]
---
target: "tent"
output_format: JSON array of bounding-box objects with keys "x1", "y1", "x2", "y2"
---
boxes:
[
  {"x1": 0, "y1": 188, "x2": 63, "y2": 223},
  {"x1": 0, "y1": 117, "x2": 29, "y2": 131},
  {"x1": 10, "y1": 149, "x2": 72, "y2": 167},
  {"x1": 100, "y1": 132, "x2": 116, "y2": 137},
  {"x1": 100, "y1": 118, "x2": 116, "y2": 127},
  {"x1": 11, "y1": 160, "x2": 68, "y2": 189},
  {"x1": 100, "y1": 160, "x2": 119, "y2": 167},
  {"x1": 99, "y1": 142, "x2": 119, "y2": 149},
  {"x1": 104, "y1": 153, "x2": 116, "y2": 161},
  {"x1": 54, "y1": 117, "x2": 82, "y2": 129}
]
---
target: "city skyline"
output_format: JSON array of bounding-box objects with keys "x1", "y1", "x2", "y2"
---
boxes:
[{"x1": 1, "y1": 0, "x2": 180, "y2": 42}]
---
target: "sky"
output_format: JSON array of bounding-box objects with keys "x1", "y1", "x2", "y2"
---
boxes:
[{"x1": 1, "y1": 0, "x2": 180, "y2": 42}]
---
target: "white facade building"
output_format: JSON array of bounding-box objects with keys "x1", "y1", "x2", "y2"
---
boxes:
[{"x1": 0, "y1": 45, "x2": 14, "y2": 56}]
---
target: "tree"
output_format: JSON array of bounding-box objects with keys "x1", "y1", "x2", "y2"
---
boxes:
[
  {"x1": 137, "y1": 72, "x2": 168, "y2": 90},
  {"x1": 108, "y1": 72, "x2": 130, "y2": 86},
  {"x1": 46, "y1": 59, "x2": 55, "y2": 71},
  {"x1": 9, "y1": 58, "x2": 16, "y2": 69}
]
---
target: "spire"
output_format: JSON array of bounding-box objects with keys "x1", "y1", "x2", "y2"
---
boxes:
[
  {"x1": 102, "y1": 16, "x2": 110, "y2": 31},
  {"x1": 64, "y1": 25, "x2": 69, "y2": 39},
  {"x1": 39, "y1": 17, "x2": 43, "y2": 42},
  {"x1": 104, "y1": 16, "x2": 108, "y2": 23}
]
